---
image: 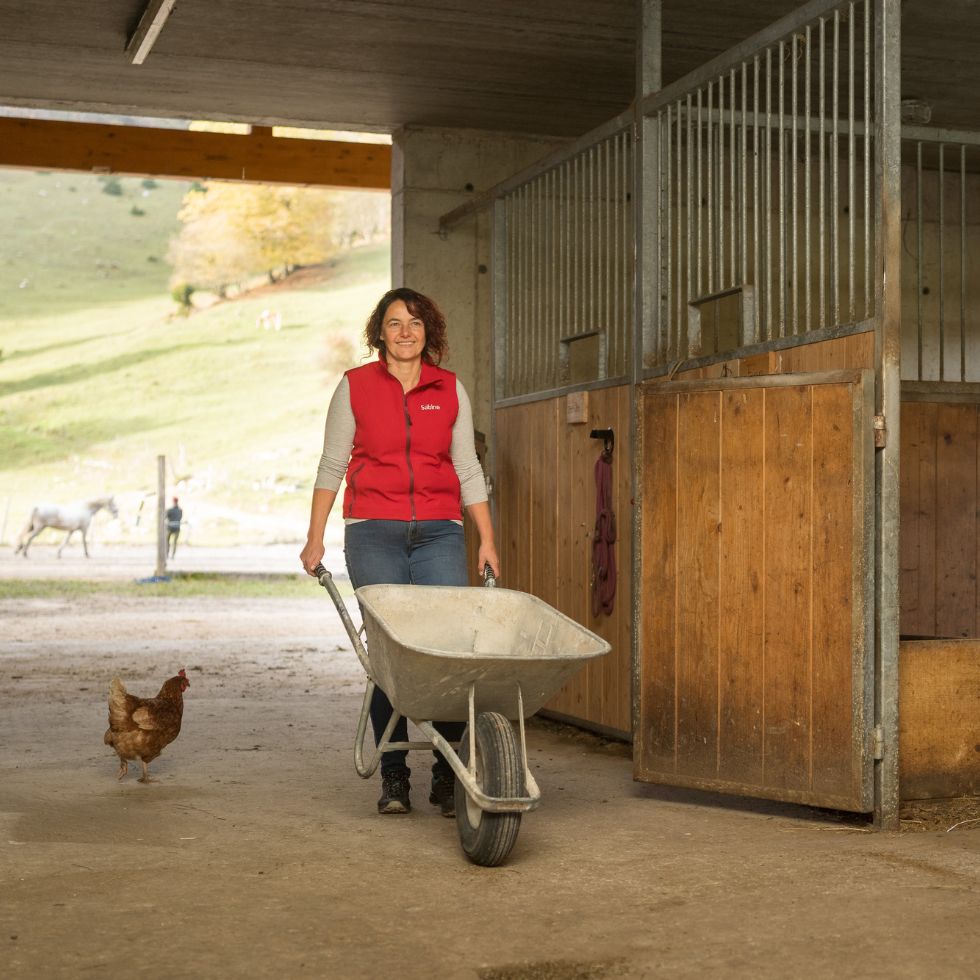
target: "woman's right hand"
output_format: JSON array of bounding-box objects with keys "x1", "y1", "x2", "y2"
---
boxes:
[
  {"x1": 300, "y1": 538, "x2": 325, "y2": 576},
  {"x1": 301, "y1": 489, "x2": 338, "y2": 575}
]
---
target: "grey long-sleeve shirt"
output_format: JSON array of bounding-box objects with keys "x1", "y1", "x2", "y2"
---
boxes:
[{"x1": 314, "y1": 375, "x2": 488, "y2": 513}]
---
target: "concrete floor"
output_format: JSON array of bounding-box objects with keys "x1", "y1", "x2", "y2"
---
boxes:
[{"x1": 1, "y1": 563, "x2": 978, "y2": 979}]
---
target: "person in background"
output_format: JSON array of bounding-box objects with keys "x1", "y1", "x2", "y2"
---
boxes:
[
  {"x1": 166, "y1": 496, "x2": 183, "y2": 558},
  {"x1": 300, "y1": 287, "x2": 500, "y2": 818}
]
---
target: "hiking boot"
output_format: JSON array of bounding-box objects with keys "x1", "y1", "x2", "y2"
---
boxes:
[
  {"x1": 377, "y1": 772, "x2": 411, "y2": 814},
  {"x1": 429, "y1": 770, "x2": 456, "y2": 818}
]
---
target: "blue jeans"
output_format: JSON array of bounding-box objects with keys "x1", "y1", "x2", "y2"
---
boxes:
[{"x1": 344, "y1": 519, "x2": 468, "y2": 778}]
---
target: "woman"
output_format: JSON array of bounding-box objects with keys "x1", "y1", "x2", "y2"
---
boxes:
[{"x1": 300, "y1": 287, "x2": 500, "y2": 818}]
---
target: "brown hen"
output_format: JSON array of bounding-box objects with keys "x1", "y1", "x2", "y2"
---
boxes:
[{"x1": 103, "y1": 670, "x2": 189, "y2": 782}]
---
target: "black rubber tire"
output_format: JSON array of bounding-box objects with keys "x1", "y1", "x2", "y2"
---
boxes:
[{"x1": 454, "y1": 711, "x2": 523, "y2": 867}]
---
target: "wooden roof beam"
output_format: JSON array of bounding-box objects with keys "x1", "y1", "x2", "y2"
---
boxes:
[{"x1": 0, "y1": 116, "x2": 391, "y2": 190}]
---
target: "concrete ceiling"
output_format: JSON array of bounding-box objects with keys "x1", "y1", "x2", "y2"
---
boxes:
[{"x1": 0, "y1": 1, "x2": 976, "y2": 137}]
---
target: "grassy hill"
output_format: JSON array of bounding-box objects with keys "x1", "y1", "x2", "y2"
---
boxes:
[
  {"x1": 0, "y1": 169, "x2": 191, "y2": 319},
  {"x1": 0, "y1": 170, "x2": 390, "y2": 548}
]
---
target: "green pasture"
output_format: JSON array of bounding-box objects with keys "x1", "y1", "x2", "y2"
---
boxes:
[
  {"x1": 0, "y1": 169, "x2": 190, "y2": 320},
  {"x1": 0, "y1": 573, "x2": 352, "y2": 601},
  {"x1": 0, "y1": 170, "x2": 390, "y2": 546}
]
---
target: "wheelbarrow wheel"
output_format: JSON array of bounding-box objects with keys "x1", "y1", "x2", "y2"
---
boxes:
[{"x1": 454, "y1": 711, "x2": 523, "y2": 867}]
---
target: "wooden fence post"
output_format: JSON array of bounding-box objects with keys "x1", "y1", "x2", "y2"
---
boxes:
[{"x1": 156, "y1": 455, "x2": 167, "y2": 577}]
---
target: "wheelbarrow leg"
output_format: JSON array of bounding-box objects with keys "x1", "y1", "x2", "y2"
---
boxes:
[{"x1": 354, "y1": 678, "x2": 402, "y2": 779}]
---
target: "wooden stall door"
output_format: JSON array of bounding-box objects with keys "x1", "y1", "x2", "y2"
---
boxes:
[{"x1": 637, "y1": 371, "x2": 876, "y2": 812}]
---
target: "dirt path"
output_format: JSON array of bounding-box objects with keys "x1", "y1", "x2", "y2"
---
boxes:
[{"x1": 1, "y1": 592, "x2": 978, "y2": 979}]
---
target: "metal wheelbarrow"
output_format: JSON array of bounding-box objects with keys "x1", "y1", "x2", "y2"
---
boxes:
[{"x1": 313, "y1": 563, "x2": 610, "y2": 866}]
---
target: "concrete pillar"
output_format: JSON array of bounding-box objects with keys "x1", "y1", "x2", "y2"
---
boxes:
[{"x1": 390, "y1": 126, "x2": 566, "y2": 430}]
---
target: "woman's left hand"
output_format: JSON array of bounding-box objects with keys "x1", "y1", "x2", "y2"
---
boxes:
[{"x1": 477, "y1": 542, "x2": 500, "y2": 580}]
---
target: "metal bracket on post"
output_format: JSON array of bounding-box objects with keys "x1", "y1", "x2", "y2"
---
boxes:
[
  {"x1": 873, "y1": 414, "x2": 887, "y2": 448},
  {"x1": 871, "y1": 725, "x2": 884, "y2": 761}
]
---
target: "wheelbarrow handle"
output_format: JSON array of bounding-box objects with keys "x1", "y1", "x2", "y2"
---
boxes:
[{"x1": 313, "y1": 564, "x2": 371, "y2": 674}]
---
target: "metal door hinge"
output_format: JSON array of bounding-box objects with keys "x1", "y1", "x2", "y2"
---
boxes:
[
  {"x1": 873, "y1": 415, "x2": 887, "y2": 448},
  {"x1": 871, "y1": 725, "x2": 884, "y2": 760}
]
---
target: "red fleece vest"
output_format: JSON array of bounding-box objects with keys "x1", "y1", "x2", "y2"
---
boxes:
[{"x1": 343, "y1": 357, "x2": 461, "y2": 520}]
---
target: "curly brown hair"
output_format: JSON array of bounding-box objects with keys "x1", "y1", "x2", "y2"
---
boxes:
[{"x1": 365, "y1": 288, "x2": 448, "y2": 366}]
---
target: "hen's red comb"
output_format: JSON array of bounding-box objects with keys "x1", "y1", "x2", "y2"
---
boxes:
[{"x1": 178, "y1": 669, "x2": 187, "y2": 678}]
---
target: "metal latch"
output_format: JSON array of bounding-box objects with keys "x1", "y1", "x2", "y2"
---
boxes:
[
  {"x1": 873, "y1": 415, "x2": 887, "y2": 448},
  {"x1": 871, "y1": 725, "x2": 884, "y2": 760}
]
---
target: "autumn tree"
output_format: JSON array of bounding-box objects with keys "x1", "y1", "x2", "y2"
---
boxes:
[{"x1": 168, "y1": 181, "x2": 389, "y2": 296}]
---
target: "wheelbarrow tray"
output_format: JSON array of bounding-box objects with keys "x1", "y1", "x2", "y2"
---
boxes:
[{"x1": 356, "y1": 584, "x2": 611, "y2": 722}]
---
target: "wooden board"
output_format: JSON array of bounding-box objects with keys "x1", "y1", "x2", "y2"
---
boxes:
[
  {"x1": 717, "y1": 387, "x2": 765, "y2": 785},
  {"x1": 674, "y1": 390, "x2": 720, "y2": 778},
  {"x1": 810, "y1": 383, "x2": 863, "y2": 798},
  {"x1": 763, "y1": 385, "x2": 812, "y2": 791},
  {"x1": 776, "y1": 332, "x2": 875, "y2": 374},
  {"x1": 636, "y1": 372, "x2": 874, "y2": 811},
  {"x1": 672, "y1": 330, "x2": 874, "y2": 383},
  {"x1": 900, "y1": 640, "x2": 980, "y2": 800},
  {"x1": 900, "y1": 401, "x2": 980, "y2": 638}
]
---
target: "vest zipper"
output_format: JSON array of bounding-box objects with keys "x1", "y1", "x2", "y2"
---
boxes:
[{"x1": 403, "y1": 393, "x2": 416, "y2": 520}]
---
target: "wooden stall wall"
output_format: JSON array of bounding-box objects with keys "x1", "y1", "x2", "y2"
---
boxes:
[
  {"x1": 900, "y1": 639, "x2": 980, "y2": 800},
  {"x1": 900, "y1": 396, "x2": 980, "y2": 638},
  {"x1": 494, "y1": 385, "x2": 632, "y2": 737}
]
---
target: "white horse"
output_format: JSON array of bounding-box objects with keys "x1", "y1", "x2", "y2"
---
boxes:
[{"x1": 14, "y1": 496, "x2": 119, "y2": 558}]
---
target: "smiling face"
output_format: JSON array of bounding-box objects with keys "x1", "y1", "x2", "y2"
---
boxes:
[{"x1": 381, "y1": 300, "x2": 426, "y2": 365}]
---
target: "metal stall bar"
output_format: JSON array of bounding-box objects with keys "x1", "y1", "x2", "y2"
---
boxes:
[
  {"x1": 688, "y1": 93, "x2": 695, "y2": 353},
  {"x1": 778, "y1": 39, "x2": 785, "y2": 338},
  {"x1": 848, "y1": 2, "x2": 856, "y2": 325},
  {"x1": 916, "y1": 141, "x2": 923, "y2": 380},
  {"x1": 864, "y1": 0, "x2": 871, "y2": 320},
  {"x1": 831, "y1": 9, "x2": 840, "y2": 327},
  {"x1": 730, "y1": 69, "x2": 737, "y2": 292},
  {"x1": 677, "y1": 103, "x2": 684, "y2": 358},
  {"x1": 819, "y1": 15, "x2": 827, "y2": 330},
  {"x1": 625, "y1": 127, "x2": 634, "y2": 371},
  {"x1": 765, "y1": 46, "x2": 773, "y2": 339},
  {"x1": 939, "y1": 143, "x2": 945, "y2": 381},
  {"x1": 664, "y1": 107, "x2": 672, "y2": 361},
  {"x1": 791, "y1": 32, "x2": 799, "y2": 335},
  {"x1": 742, "y1": 61, "x2": 750, "y2": 337},
  {"x1": 753, "y1": 58, "x2": 761, "y2": 339},
  {"x1": 600, "y1": 141, "x2": 609, "y2": 377},
  {"x1": 805, "y1": 23, "x2": 812, "y2": 332},
  {"x1": 586, "y1": 143, "x2": 592, "y2": 373},
  {"x1": 961, "y1": 145, "x2": 967, "y2": 383},
  {"x1": 493, "y1": 199, "x2": 507, "y2": 404}
]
